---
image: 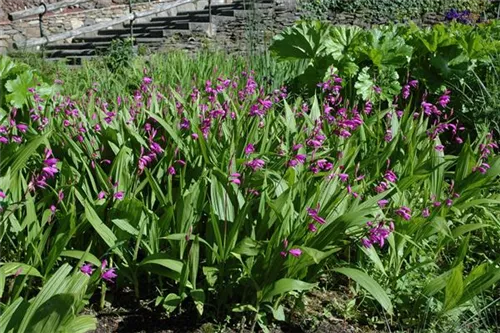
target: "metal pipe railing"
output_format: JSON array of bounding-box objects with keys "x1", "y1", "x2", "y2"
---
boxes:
[{"x1": 8, "y1": 0, "x2": 92, "y2": 21}]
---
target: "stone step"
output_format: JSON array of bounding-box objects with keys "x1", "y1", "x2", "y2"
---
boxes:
[
  {"x1": 150, "y1": 8, "x2": 235, "y2": 22},
  {"x1": 46, "y1": 49, "x2": 99, "y2": 58},
  {"x1": 45, "y1": 42, "x2": 99, "y2": 50},
  {"x1": 128, "y1": 14, "x2": 189, "y2": 25},
  {"x1": 97, "y1": 29, "x2": 165, "y2": 37},
  {"x1": 161, "y1": 29, "x2": 194, "y2": 37},
  {"x1": 129, "y1": 17, "x2": 207, "y2": 29},
  {"x1": 206, "y1": 3, "x2": 244, "y2": 9},
  {"x1": 175, "y1": 9, "x2": 226, "y2": 16},
  {"x1": 73, "y1": 35, "x2": 165, "y2": 43}
]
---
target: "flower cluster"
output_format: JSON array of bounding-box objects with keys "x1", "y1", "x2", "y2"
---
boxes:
[
  {"x1": 280, "y1": 239, "x2": 302, "y2": 258},
  {"x1": 361, "y1": 220, "x2": 394, "y2": 248},
  {"x1": 307, "y1": 205, "x2": 326, "y2": 232},
  {"x1": 473, "y1": 132, "x2": 498, "y2": 174},
  {"x1": 445, "y1": 9, "x2": 479, "y2": 24},
  {"x1": 29, "y1": 149, "x2": 59, "y2": 190},
  {"x1": 245, "y1": 158, "x2": 265, "y2": 172},
  {"x1": 395, "y1": 206, "x2": 412, "y2": 221},
  {"x1": 80, "y1": 259, "x2": 117, "y2": 283}
]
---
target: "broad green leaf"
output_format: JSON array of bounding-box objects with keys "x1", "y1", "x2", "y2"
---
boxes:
[
  {"x1": 139, "y1": 253, "x2": 183, "y2": 273},
  {"x1": 333, "y1": 267, "x2": 393, "y2": 315},
  {"x1": 191, "y1": 289, "x2": 205, "y2": 316},
  {"x1": 270, "y1": 21, "x2": 331, "y2": 60},
  {"x1": 0, "y1": 263, "x2": 42, "y2": 278},
  {"x1": 78, "y1": 195, "x2": 122, "y2": 259},
  {"x1": 443, "y1": 264, "x2": 464, "y2": 312},
  {"x1": 61, "y1": 315, "x2": 97, "y2": 333},
  {"x1": 17, "y1": 264, "x2": 72, "y2": 333},
  {"x1": 25, "y1": 293, "x2": 75, "y2": 333},
  {"x1": 262, "y1": 278, "x2": 316, "y2": 302},
  {"x1": 0, "y1": 298, "x2": 26, "y2": 333},
  {"x1": 60, "y1": 251, "x2": 101, "y2": 267},
  {"x1": 5, "y1": 70, "x2": 34, "y2": 108},
  {"x1": 283, "y1": 99, "x2": 297, "y2": 134}
]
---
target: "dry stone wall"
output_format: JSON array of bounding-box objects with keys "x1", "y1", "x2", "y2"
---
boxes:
[
  {"x1": 160, "y1": 0, "x2": 298, "y2": 55},
  {"x1": 0, "y1": 0, "x2": 211, "y2": 52}
]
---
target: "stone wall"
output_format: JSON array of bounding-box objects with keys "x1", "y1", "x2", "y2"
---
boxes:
[
  {"x1": 0, "y1": 0, "x2": 212, "y2": 51},
  {"x1": 160, "y1": 0, "x2": 299, "y2": 55},
  {"x1": 327, "y1": 11, "x2": 445, "y2": 27}
]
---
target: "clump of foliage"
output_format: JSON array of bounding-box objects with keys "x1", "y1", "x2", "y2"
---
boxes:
[
  {"x1": 104, "y1": 37, "x2": 135, "y2": 73},
  {"x1": 1, "y1": 48, "x2": 499, "y2": 332},
  {"x1": 298, "y1": 0, "x2": 491, "y2": 22},
  {"x1": 270, "y1": 20, "x2": 500, "y2": 134}
]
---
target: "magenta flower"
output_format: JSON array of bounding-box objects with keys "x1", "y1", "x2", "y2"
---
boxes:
[
  {"x1": 384, "y1": 170, "x2": 397, "y2": 183},
  {"x1": 306, "y1": 139, "x2": 323, "y2": 148},
  {"x1": 97, "y1": 191, "x2": 107, "y2": 200},
  {"x1": 168, "y1": 166, "x2": 176, "y2": 175},
  {"x1": 80, "y1": 263, "x2": 94, "y2": 276},
  {"x1": 374, "y1": 181, "x2": 388, "y2": 193},
  {"x1": 384, "y1": 130, "x2": 393, "y2": 142},
  {"x1": 245, "y1": 159, "x2": 265, "y2": 172},
  {"x1": 316, "y1": 159, "x2": 333, "y2": 171},
  {"x1": 361, "y1": 221, "x2": 394, "y2": 248},
  {"x1": 248, "y1": 189, "x2": 260, "y2": 196},
  {"x1": 143, "y1": 77, "x2": 153, "y2": 85},
  {"x1": 100, "y1": 259, "x2": 117, "y2": 283},
  {"x1": 308, "y1": 223, "x2": 317, "y2": 232},
  {"x1": 16, "y1": 124, "x2": 28, "y2": 133},
  {"x1": 244, "y1": 143, "x2": 255, "y2": 155},
  {"x1": 364, "y1": 101, "x2": 373, "y2": 115},
  {"x1": 338, "y1": 173, "x2": 348, "y2": 182},
  {"x1": 229, "y1": 173, "x2": 241, "y2": 185},
  {"x1": 435, "y1": 144, "x2": 445, "y2": 152},
  {"x1": 289, "y1": 154, "x2": 307, "y2": 167},
  {"x1": 361, "y1": 238, "x2": 372, "y2": 248},
  {"x1": 150, "y1": 142, "x2": 164, "y2": 154},
  {"x1": 289, "y1": 249, "x2": 302, "y2": 257},
  {"x1": 473, "y1": 163, "x2": 490, "y2": 174},
  {"x1": 402, "y1": 85, "x2": 410, "y2": 99},
  {"x1": 395, "y1": 206, "x2": 412, "y2": 221},
  {"x1": 42, "y1": 150, "x2": 59, "y2": 178},
  {"x1": 378, "y1": 199, "x2": 389, "y2": 208},
  {"x1": 58, "y1": 190, "x2": 64, "y2": 203},
  {"x1": 0, "y1": 137, "x2": 7, "y2": 144},
  {"x1": 438, "y1": 90, "x2": 451, "y2": 108},
  {"x1": 307, "y1": 206, "x2": 326, "y2": 225},
  {"x1": 113, "y1": 192, "x2": 124, "y2": 200},
  {"x1": 101, "y1": 268, "x2": 117, "y2": 282},
  {"x1": 422, "y1": 207, "x2": 430, "y2": 218}
]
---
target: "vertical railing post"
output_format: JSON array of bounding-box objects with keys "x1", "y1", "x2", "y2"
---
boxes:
[
  {"x1": 38, "y1": 2, "x2": 47, "y2": 57},
  {"x1": 129, "y1": 0, "x2": 135, "y2": 46},
  {"x1": 208, "y1": 0, "x2": 212, "y2": 36}
]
